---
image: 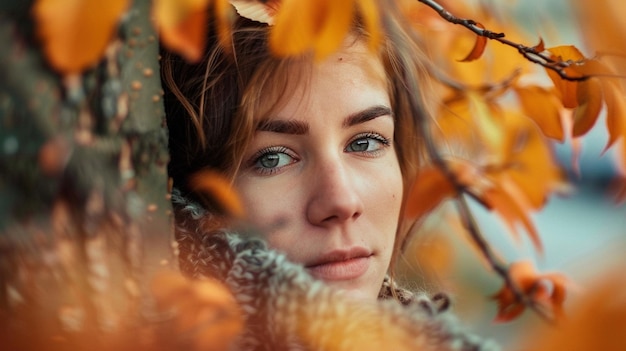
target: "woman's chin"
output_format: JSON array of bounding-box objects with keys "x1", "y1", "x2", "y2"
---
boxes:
[{"x1": 323, "y1": 280, "x2": 379, "y2": 302}]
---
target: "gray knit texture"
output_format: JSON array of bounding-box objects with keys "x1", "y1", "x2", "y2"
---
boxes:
[{"x1": 172, "y1": 190, "x2": 500, "y2": 351}]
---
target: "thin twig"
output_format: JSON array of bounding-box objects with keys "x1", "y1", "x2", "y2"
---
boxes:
[
  {"x1": 432, "y1": 67, "x2": 522, "y2": 98},
  {"x1": 454, "y1": 195, "x2": 555, "y2": 323},
  {"x1": 417, "y1": 0, "x2": 589, "y2": 82},
  {"x1": 424, "y1": 133, "x2": 554, "y2": 323},
  {"x1": 414, "y1": 0, "x2": 572, "y2": 323}
]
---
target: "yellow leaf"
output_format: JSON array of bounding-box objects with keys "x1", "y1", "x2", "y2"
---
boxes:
[
  {"x1": 270, "y1": 0, "x2": 355, "y2": 59},
  {"x1": 483, "y1": 184, "x2": 542, "y2": 251},
  {"x1": 446, "y1": 34, "x2": 487, "y2": 85},
  {"x1": 546, "y1": 45, "x2": 585, "y2": 109},
  {"x1": 189, "y1": 169, "x2": 245, "y2": 218},
  {"x1": 504, "y1": 115, "x2": 567, "y2": 210},
  {"x1": 214, "y1": 0, "x2": 236, "y2": 49},
  {"x1": 434, "y1": 97, "x2": 476, "y2": 148},
  {"x1": 270, "y1": 0, "x2": 317, "y2": 56},
  {"x1": 575, "y1": 0, "x2": 626, "y2": 78},
  {"x1": 467, "y1": 92, "x2": 505, "y2": 160},
  {"x1": 486, "y1": 109, "x2": 567, "y2": 212},
  {"x1": 434, "y1": 13, "x2": 531, "y2": 86},
  {"x1": 33, "y1": 0, "x2": 129, "y2": 74},
  {"x1": 405, "y1": 165, "x2": 456, "y2": 220},
  {"x1": 573, "y1": 77, "x2": 603, "y2": 137},
  {"x1": 153, "y1": 0, "x2": 212, "y2": 63},
  {"x1": 515, "y1": 86, "x2": 564, "y2": 142},
  {"x1": 458, "y1": 22, "x2": 488, "y2": 62},
  {"x1": 356, "y1": 0, "x2": 382, "y2": 52},
  {"x1": 547, "y1": 45, "x2": 585, "y2": 63},
  {"x1": 570, "y1": 58, "x2": 614, "y2": 77},
  {"x1": 313, "y1": 0, "x2": 355, "y2": 60}
]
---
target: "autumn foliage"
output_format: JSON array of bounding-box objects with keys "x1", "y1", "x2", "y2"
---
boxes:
[
  {"x1": 32, "y1": 0, "x2": 130, "y2": 74},
  {"x1": 11, "y1": 0, "x2": 626, "y2": 349}
]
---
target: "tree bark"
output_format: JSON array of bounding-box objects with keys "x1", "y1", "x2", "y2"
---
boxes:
[{"x1": 0, "y1": 1, "x2": 173, "y2": 348}]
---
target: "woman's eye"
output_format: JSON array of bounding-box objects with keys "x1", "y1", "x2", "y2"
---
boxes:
[
  {"x1": 251, "y1": 147, "x2": 298, "y2": 175},
  {"x1": 345, "y1": 133, "x2": 390, "y2": 154},
  {"x1": 258, "y1": 152, "x2": 292, "y2": 168}
]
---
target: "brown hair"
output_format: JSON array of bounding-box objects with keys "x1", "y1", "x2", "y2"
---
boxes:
[{"x1": 162, "y1": 3, "x2": 434, "y2": 271}]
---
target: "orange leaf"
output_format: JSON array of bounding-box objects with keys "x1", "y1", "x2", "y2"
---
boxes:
[
  {"x1": 493, "y1": 260, "x2": 537, "y2": 322},
  {"x1": 33, "y1": 0, "x2": 129, "y2": 74},
  {"x1": 151, "y1": 271, "x2": 243, "y2": 351},
  {"x1": 153, "y1": 0, "x2": 212, "y2": 62},
  {"x1": 407, "y1": 231, "x2": 454, "y2": 280},
  {"x1": 524, "y1": 268, "x2": 626, "y2": 351},
  {"x1": 546, "y1": 45, "x2": 585, "y2": 109},
  {"x1": 495, "y1": 110, "x2": 569, "y2": 210},
  {"x1": 466, "y1": 92, "x2": 505, "y2": 158},
  {"x1": 482, "y1": 185, "x2": 542, "y2": 251},
  {"x1": 189, "y1": 169, "x2": 245, "y2": 218},
  {"x1": 214, "y1": 0, "x2": 236, "y2": 49},
  {"x1": 270, "y1": 0, "x2": 317, "y2": 56},
  {"x1": 570, "y1": 58, "x2": 614, "y2": 77},
  {"x1": 270, "y1": 0, "x2": 355, "y2": 59},
  {"x1": 405, "y1": 165, "x2": 456, "y2": 220},
  {"x1": 515, "y1": 86, "x2": 564, "y2": 142},
  {"x1": 151, "y1": 270, "x2": 194, "y2": 305},
  {"x1": 532, "y1": 37, "x2": 545, "y2": 53},
  {"x1": 356, "y1": 0, "x2": 382, "y2": 52},
  {"x1": 447, "y1": 158, "x2": 485, "y2": 189},
  {"x1": 313, "y1": 0, "x2": 355, "y2": 60},
  {"x1": 492, "y1": 261, "x2": 568, "y2": 323},
  {"x1": 458, "y1": 23, "x2": 487, "y2": 62},
  {"x1": 573, "y1": 77, "x2": 603, "y2": 137},
  {"x1": 492, "y1": 284, "x2": 525, "y2": 323},
  {"x1": 547, "y1": 45, "x2": 585, "y2": 64}
]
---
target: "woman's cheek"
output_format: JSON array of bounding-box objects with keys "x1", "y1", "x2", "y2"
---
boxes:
[{"x1": 237, "y1": 179, "x2": 298, "y2": 236}]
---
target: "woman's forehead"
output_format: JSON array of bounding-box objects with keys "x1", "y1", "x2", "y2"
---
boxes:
[{"x1": 251, "y1": 40, "x2": 388, "y2": 122}]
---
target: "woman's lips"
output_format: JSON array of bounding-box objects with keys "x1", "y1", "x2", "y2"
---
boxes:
[{"x1": 305, "y1": 248, "x2": 372, "y2": 281}]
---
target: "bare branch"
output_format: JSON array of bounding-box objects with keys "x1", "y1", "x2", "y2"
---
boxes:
[
  {"x1": 432, "y1": 67, "x2": 522, "y2": 98},
  {"x1": 412, "y1": 8, "x2": 557, "y2": 320},
  {"x1": 417, "y1": 0, "x2": 589, "y2": 82},
  {"x1": 455, "y1": 194, "x2": 555, "y2": 323},
  {"x1": 424, "y1": 140, "x2": 556, "y2": 323}
]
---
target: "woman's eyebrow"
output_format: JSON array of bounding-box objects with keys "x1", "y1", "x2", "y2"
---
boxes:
[
  {"x1": 343, "y1": 105, "x2": 393, "y2": 128},
  {"x1": 256, "y1": 119, "x2": 309, "y2": 135},
  {"x1": 255, "y1": 105, "x2": 392, "y2": 135}
]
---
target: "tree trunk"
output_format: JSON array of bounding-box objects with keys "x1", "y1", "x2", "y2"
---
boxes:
[{"x1": 0, "y1": 1, "x2": 173, "y2": 348}]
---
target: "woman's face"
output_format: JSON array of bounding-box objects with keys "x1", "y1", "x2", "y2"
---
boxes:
[{"x1": 234, "y1": 40, "x2": 403, "y2": 301}]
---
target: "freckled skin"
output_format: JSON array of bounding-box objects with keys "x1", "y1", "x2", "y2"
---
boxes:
[{"x1": 235, "y1": 41, "x2": 403, "y2": 302}]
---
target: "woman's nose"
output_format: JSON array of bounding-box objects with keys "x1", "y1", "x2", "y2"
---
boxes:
[{"x1": 306, "y1": 159, "x2": 364, "y2": 226}]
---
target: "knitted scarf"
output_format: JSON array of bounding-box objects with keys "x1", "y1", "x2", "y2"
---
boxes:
[{"x1": 172, "y1": 190, "x2": 499, "y2": 351}]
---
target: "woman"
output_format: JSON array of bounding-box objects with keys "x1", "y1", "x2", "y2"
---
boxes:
[{"x1": 162, "y1": 2, "x2": 496, "y2": 350}]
